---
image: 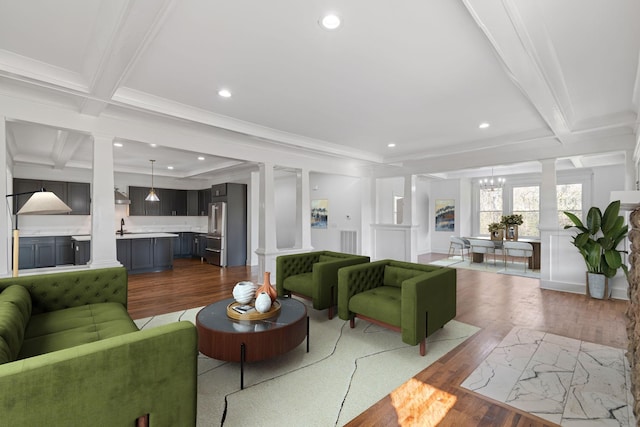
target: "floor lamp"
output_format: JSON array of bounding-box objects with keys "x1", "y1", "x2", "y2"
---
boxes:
[{"x1": 5, "y1": 189, "x2": 72, "y2": 277}]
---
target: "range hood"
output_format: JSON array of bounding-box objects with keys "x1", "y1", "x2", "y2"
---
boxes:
[{"x1": 114, "y1": 189, "x2": 131, "y2": 205}]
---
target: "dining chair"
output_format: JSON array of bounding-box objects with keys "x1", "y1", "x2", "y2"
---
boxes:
[
  {"x1": 468, "y1": 239, "x2": 497, "y2": 266},
  {"x1": 503, "y1": 241, "x2": 534, "y2": 272},
  {"x1": 448, "y1": 236, "x2": 470, "y2": 260}
]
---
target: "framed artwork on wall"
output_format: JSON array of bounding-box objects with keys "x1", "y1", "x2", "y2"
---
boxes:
[
  {"x1": 311, "y1": 199, "x2": 328, "y2": 229},
  {"x1": 435, "y1": 199, "x2": 455, "y2": 231}
]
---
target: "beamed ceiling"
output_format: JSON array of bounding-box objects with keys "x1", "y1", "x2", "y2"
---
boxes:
[{"x1": 0, "y1": 0, "x2": 639, "y2": 181}]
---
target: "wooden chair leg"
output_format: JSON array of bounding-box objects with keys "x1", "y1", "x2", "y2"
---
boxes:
[
  {"x1": 419, "y1": 338, "x2": 426, "y2": 356},
  {"x1": 137, "y1": 414, "x2": 149, "y2": 427},
  {"x1": 350, "y1": 318, "x2": 355, "y2": 328}
]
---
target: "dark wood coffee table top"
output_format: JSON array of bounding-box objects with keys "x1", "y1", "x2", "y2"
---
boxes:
[{"x1": 196, "y1": 297, "x2": 307, "y2": 363}]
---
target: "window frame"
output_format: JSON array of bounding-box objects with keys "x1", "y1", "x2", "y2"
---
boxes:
[{"x1": 473, "y1": 170, "x2": 592, "y2": 237}]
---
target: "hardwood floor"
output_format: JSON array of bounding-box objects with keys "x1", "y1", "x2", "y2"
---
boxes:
[{"x1": 127, "y1": 255, "x2": 629, "y2": 426}]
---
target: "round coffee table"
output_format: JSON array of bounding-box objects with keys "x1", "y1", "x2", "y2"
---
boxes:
[{"x1": 196, "y1": 297, "x2": 308, "y2": 389}]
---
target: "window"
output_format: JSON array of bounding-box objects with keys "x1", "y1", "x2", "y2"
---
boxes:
[
  {"x1": 479, "y1": 188, "x2": 503, "y2": 234},
  {"x1": 513, "y1": 186, "x2": 540, "y2": 237},
  {"x1": 557, "y1": 183, "x2": 582, "y2": 227}
]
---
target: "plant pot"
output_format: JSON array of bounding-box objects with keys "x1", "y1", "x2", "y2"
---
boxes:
[
  {"x1": 490, "y1": 230, "x2": 504, "y2": 241},
  {"x1": 586, "y1": 272, "x2": 610, "y2": 299},
  {"x1": 506, "y1": 225, "x2": 518, "y2": 241}
]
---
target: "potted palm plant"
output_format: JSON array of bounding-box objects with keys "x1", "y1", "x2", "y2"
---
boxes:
[{"x1": 563, "y1": 200, "x2": 628, "y2": 299}]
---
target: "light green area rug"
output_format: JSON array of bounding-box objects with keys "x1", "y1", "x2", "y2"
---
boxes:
[
  {"x1": 135, "y1": 299, "x2": 479, "y2": 427},
  {"x1": 429, "y1": 256, "x2": 540, "y2": 279}
]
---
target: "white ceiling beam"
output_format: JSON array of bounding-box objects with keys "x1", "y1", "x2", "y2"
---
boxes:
[
  {"x1": 569, "y1": 157, "x2": 584, "y2": 169},
  {"x1": 79, "y1": 0, "x2": 178, "y2": 116},
  {"x1": 462, "y1": 0, "x2": 573, "y2": 142},
  {"x1": 182, "y1": 160, "x2": 248, "y2": 179},
  {"x1": 51, "y1": 129, "x2": 70, "y2": 169},
  {"x1": 51, "y1": 130, "x2": 84, "y2": 170}
]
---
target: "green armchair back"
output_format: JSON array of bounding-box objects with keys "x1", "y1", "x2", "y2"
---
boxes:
[
  {"x1": 338, "y1": 259, "x2": 456, "y2": 354},
  {"x1": 276, "y1": 251, "x2": 370, "y2": 317}
]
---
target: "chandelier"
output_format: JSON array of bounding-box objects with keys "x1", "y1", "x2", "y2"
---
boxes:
[{"x1": 479, "y1": 168, "x2": 505, "y2": 191}]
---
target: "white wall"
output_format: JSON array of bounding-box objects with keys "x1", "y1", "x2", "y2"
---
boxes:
[
  {"x1": 429, "y1": 179, "x2": 462, "y2": 254},
  {"x1": 274, "y1": 172, "x2": 297, "y2": 249},
  {"x1": 375, "y1": 177, "x2": 404, "y2": 224},
  {"x1": 309, "y1": 173, "x2": 363, "y2": 252},
  {"x1": 416, "y1": 177, "x2": 431, "y2": 254}
]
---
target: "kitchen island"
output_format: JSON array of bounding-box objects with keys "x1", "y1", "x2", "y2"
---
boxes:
[{"x1": 72, "y1": 233, "x2": 178, "y2": 274}]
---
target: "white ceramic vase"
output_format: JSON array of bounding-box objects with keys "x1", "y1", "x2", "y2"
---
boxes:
[
  {"x1": 233, "y1": 281, "x2": 257, "y2": 304},
  {"x1": 255, "y1": 291, "x2": 272, "y2": 313}
]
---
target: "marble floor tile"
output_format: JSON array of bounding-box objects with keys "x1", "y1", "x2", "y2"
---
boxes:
[{"x1": 461, "y1": 327, "x2": 636, "y2": 427}]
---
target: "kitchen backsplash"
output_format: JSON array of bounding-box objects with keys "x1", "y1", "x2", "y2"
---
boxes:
[{"x1": 18, "y1": 213, "x2": 207, "y2": 236}]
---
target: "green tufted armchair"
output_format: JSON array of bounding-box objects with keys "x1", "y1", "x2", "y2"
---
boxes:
[
  {"x1": 338, "y1": 259, "x2": 456, "y2": 355},
  {"x1": 276, "y1": 251, "x2": 370, "y2": 319}
]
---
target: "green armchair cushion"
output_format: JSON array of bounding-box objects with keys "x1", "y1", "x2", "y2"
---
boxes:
[
  {"x1": 383, "y1": 266, "x2": 425, "y2": 288},
  {"x1": 348, "y1": 286, "x2": 401, "y2": 326},
  {"x1": 19, "y1": 302, "x2": 138, "y2": 359},
  {"x1": 281, "y1": 272, "x2": 314, "y2": 297}
]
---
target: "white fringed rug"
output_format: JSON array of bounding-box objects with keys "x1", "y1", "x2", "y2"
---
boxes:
[{"x1": 135, "y1": 300, "x2": 479, "y2": 427}]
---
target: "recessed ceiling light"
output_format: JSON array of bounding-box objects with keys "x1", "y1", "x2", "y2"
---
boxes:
[
  {"x1": 387, "y1": 143, "x2": 396, "y2": 148},
  {"x1": 167, "y1": 166, "x2": 174, "y2": 170},
  {"x1": 150, "y1": 143, "x2": 157, "y2": 148},
  {"x1": 479, "y1": 122, "x2": 490, "y2": 129},
  {"x1": 197, "y1": 156, "x2": 205, "y2": 161},
  {"x1": 113, "y1": 142, "x2": 123, "y2": 147},
  {"x1": 320, "y1": 14, "x2": 341, "y2": 30},
  {"x1": 218, "y1": 89, "x2": 232, "y2": 98}
]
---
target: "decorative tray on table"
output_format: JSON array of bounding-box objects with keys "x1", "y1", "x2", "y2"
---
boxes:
[{"x1": 226, "y1": 300, "x2": 281, "y2": 320}]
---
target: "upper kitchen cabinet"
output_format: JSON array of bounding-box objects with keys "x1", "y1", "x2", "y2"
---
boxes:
[
  {"x1": 211, "y1": 184, "x2": 226, "y2": 197},
  {"x1": 159, "y1": 189, "x2": 187, "y2": 216},
  {"x1": 129, "y1": 186, "x2": 208, "y2": 216},
  {"x1": 13, "y1": 178, "x2": 90, "y2": 215},
  {"x1": 66, "y1": 182, "x2": 91, "y2": 215},
  {"x1": 187, "y1": 190, "x2": 199, "y2": 216},
  {"x1": 198, "y1": 188, "x2": 211, "y2": 216}
]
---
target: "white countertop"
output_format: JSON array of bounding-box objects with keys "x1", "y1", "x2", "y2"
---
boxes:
[{"x1": 71, "y1": 232, "x2": 179, "y2": 241}]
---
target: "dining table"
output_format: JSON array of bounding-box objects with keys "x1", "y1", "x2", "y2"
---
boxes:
[{"x1": 468, "y1": 237, "x2": 541, "y2": 270}]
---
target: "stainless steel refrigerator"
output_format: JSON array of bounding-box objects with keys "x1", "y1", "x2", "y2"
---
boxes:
[{"x1": 206, "y1": 201, "x2": 227, "y2": 266}]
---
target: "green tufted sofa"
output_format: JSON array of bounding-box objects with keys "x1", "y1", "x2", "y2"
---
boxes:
[
  {"x1": 276, "y1": 251, "x2": 370, "y2": 318},
  {"x1": 338, "y1": 260, "x2": 456, "y2": 355},
  {"x1": 0, "y1": 267, "x2": 197, "y2": 427}
]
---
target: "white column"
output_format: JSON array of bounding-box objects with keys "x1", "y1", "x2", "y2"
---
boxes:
[
  {"x1": 0, "y1": 117, "x2": 8, "y2": 275},
  {"x1": 538, "y1": 158, "x2": 558, "y2": 288},
  {"x1": 295, "y1": 168, "x2": 312, "y2": 250},
  {"x1": 539, "y1": 159, "x2": 558, "y2": 230},
  {"x1": 255, "y1": 162, "x2": 278, "y2": 275},
  {"x1": 249, "y1": 171, "x2": 259, "y2": 266},
  {"x1": 89, "y1": 134, "x2": 120, "y2": 269},
  {"x1": 360, "y1": 176, "x2": 373, "y2": 257},
  {"x1": 403, "y1": 175, "x2": 419, "y2": 262},
  {"x1": 625, "y1": 149, "x2": 636, "y2": 190}
]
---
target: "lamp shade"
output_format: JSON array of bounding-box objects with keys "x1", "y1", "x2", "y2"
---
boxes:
[
  {"x1": 17, "y1": 191, "x2": 72, "y2": 215},
  {"x1": 145, "y1": 189, "x2": 160, "y2": 202}
]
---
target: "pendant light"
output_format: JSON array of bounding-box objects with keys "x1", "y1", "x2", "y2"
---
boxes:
[{"x1": 145, "y1": 159, "x2": 160, "y2": 202}]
